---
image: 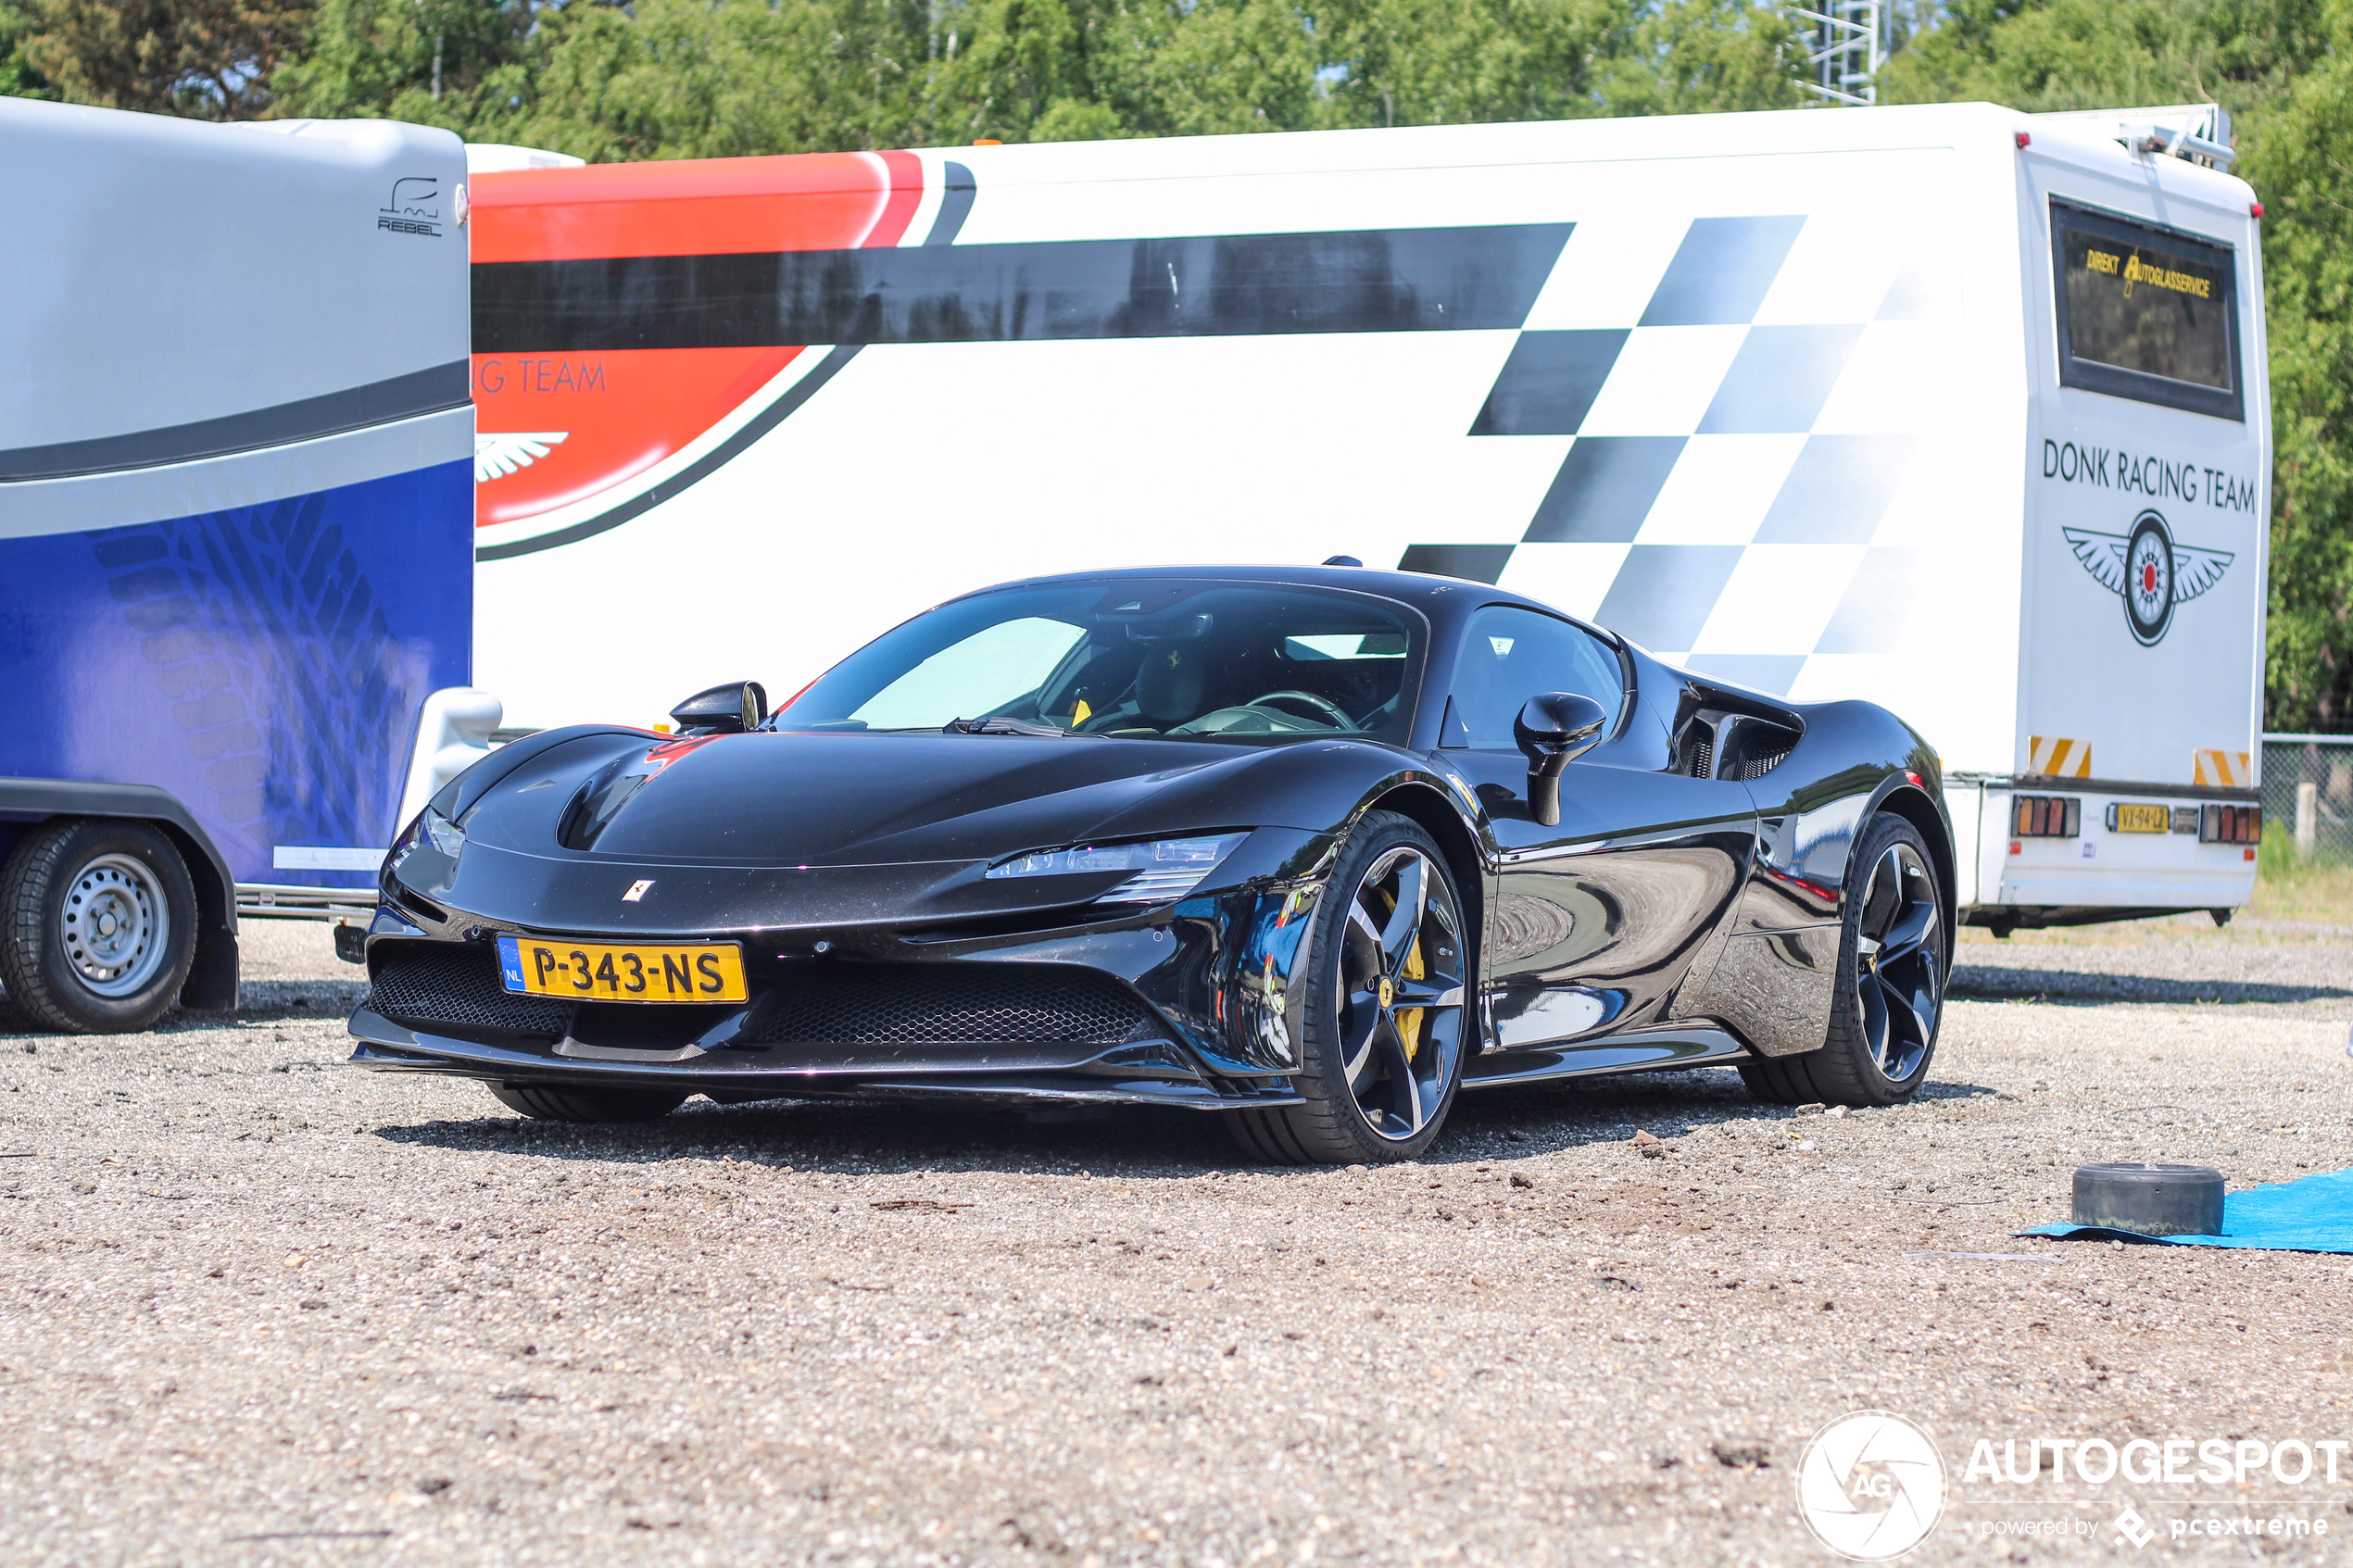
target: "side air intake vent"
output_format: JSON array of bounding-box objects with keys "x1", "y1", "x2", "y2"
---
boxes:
[
  {"x1": 1667, "y1": 692, "x2": 1804, "y2": 783},
  {"x1": 1716, "y1": 714, "x2": 1801, "y2": 781}
]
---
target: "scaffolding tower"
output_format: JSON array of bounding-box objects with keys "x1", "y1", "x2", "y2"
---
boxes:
[{"x1": 1792, "y1": 0, "x2": 1883, "y2": 107}]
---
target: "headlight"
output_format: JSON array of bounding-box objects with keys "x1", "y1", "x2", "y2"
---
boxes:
[
  {"x1": 388, "y1": 805, "x2": 465, "y2": 874},
  {"x1": 985, "y1": 833, "x2": 1247, "y2": 904}
]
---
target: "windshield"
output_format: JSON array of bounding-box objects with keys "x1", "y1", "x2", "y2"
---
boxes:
[{"x1": 780, "y1": 580, "x2": 1424, "y2": 743}]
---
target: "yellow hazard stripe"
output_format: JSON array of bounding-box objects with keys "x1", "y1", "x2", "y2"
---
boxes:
[
  {"x1": 2028, "y1": 736, "x2": 2091, "y2": 778},
  {"x1": 2193, "y1": 749, "x2": 2250, "y2": 787}
]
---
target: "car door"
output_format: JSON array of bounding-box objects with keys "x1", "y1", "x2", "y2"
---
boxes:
[{"x1": 1435, "y1": 606, "x2": 1759, "y2": 1049}]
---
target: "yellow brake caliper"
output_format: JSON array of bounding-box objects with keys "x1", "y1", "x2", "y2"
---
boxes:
[
  {"x1": 1374, "y1": 885, "x2": 1428, "y2": 1065},
  {"x1": 1397, "y1": 934, "x2": 1426, "y2": 1063}
]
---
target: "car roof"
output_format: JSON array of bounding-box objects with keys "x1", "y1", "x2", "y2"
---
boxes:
[{"x1": 950, "y1": 563, "x2": 1587, "y2": 628}]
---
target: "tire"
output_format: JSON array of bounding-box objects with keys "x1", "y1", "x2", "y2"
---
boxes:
[
  {"x1": 0, "y1": 819, "x2": 198, "y2": 1034},
  {"x1": 1740, "y1": 811, "x2": 1946, "y2": 1108},
  {"x1": 484, "y1": 1083, "x2": 688, "y2": 1123},
  {"x1": 1227, "y1": 811, "x2": 1470, "y2": 1164}
]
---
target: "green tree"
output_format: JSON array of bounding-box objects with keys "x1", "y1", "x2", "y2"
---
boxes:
[
  {"x1": 2240, "y1": 13, "x2": 2353, "y2": 730},
  {"x1": 1314, "y1": 0, "x2": 1617, "y2": 131},
  {"x1": 1594, "y1": 0, "x2": 1805, "y2": 117},
  {"x1": 1881, "y1": 0, "x2": 2323, "y2": 116},
  {"x1": 1067, "y1": 0, "x2": 1323, "y2": 140},
  {"x1": 273, "y1": 0, "x2": 535, "y2": 134},
  {"x1": 2, "y1": 0, "x2": 55, "y2": 96},
  {"x1": 24, "y1": 0, "x2": 311, "y2": 115}
]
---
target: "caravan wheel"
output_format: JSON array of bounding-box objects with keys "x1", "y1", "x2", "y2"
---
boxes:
[{"x1": 0, "y1": 819, "x2": 198, "y2": 1034}]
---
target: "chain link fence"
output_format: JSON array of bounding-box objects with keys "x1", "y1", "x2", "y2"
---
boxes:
[{"x1": 2263, "y1": 734, "x2": 2353, "y2": 864}]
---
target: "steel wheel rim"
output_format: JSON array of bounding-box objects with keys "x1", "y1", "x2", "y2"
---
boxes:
[
  {"x1": 1854, "y1": 842, "x2": 1939, "y2": 1083},
  {"x1": 1334, "y1": 846, "x2": 1466, "y2": 1142},
  {"x1": 59, "y1": 853, "x2": 170, "y2": 998}
]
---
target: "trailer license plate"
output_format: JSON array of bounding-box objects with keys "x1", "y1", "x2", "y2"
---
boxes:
[
  {"x1": 497, "y1": 935, "x2": 748, "y2": 1002},
  {"x1": 2113, "y1": 803, "x2": 2171, "y2": 834}
]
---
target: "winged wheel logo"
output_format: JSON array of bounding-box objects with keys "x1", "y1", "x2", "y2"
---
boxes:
[{"x1": 2062, "y1": 509, "x2": 2233, "y2": 646}]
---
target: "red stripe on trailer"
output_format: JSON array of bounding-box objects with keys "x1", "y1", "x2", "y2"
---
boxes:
[
  {"x1": 470, "y1": 151, "x2": 897, "y2": 261},
  {"x1": 867, "y1": 151, "x2": 926, "y2": 248},
  {"x1": 471, "y1": 148, "x2": 932, "y2": 529}
]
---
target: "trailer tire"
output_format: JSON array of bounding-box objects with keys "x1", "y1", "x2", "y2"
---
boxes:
[{"x1": 0, "y1": 819, "x2": 198, "y2": 1035}]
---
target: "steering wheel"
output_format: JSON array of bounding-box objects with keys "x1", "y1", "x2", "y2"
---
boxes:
[{"x1": 1244, "y1": 689, "x2": 1354, "y2": 730}]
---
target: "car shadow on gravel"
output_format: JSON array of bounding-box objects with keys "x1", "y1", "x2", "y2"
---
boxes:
[
  {"x1": 370, "y1": 1066, "x2": 1998, "y2": 1177},
  {"x1": 1949, "y1": 965, "x2": 2352, "y2": 1006}
]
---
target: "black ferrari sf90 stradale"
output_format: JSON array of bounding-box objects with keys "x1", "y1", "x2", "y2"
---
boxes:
[{"x1": 350, "y1": 566, "x2": 1953, "y2": 1163}]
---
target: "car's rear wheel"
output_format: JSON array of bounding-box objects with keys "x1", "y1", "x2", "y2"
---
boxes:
[
  {"x1": 485, "y1": 1084, "x2": 689, "y2": 1123},
  {"x1": 1228, "y1": 811, "x2": 1468, "y2": 1164},
  {"x1": 1740, "y1": 811, "x2": 1945, "y2": 1108},
  {"x1": 0, "y1": 819, "x2": 197, "y2": 1034}
]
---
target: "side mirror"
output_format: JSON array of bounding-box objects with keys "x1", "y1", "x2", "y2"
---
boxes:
[
  {"x1": 1513, "y1": 692, "x2": 1608, "y2": 828},
  {"x1": 670, "y1": 680, "x2": 768, "y2": 736}
]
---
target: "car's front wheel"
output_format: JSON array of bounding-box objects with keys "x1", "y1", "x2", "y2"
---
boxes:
[
  {"x1": 485, "y1": 1084, "x2": 689, "y2": 1123},
  {"x1": 1740, "y1": 811, "x2": 1946, "y2": 1108},
  {"x1": 1228, "y1": 811, "x2": 1469, "y2": 1164}
]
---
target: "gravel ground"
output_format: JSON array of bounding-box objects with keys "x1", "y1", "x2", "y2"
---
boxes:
[{"x1": 1, "y1": 917, "x2": 2350, "y2": 1566}]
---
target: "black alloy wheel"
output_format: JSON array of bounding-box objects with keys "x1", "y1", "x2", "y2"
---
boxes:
[
  {"x1": 1741, "y1": 811, "x2": 1945, "y2": 1108},
  {"x1": 1229, "y1": 811, "x2": 1469, "y2": 1163}
]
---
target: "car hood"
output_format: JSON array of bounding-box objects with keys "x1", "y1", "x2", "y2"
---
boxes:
[{"x1": 456, "y1": 728, "x2": 1383, "y2": 869}]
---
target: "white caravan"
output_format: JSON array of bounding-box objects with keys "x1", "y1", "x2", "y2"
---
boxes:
[
  {"x1": 465, "y1": 101, "x2": 2269, "y2": 931},
  {"x1": 1, "y1": 99, "x2": 480, "y2": 1027}
]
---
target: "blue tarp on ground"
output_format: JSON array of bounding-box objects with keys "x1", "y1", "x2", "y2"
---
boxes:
[{"x1": 2020, "y1": 1167, "x2": 2353, "y2": 1253}]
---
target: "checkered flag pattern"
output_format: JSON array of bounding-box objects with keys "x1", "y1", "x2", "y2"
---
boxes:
[{"x1": 1401, "y1": 213, "x2": 1959, "y2": 698}]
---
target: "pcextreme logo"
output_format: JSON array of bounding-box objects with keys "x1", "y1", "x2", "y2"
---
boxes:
[
  {"x1": 2063, "y1": 508, "x2": 2235, "y2": 646},
  {"x1": 1797, "y1": 1411, "x2": 1947, "y2": 1560}
]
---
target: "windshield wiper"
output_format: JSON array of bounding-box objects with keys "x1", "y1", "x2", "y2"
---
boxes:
[{"x1": 941, "y1": 717, "x2": 1097, "y2": 737}]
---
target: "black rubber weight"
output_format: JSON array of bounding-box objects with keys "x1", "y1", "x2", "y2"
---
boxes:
[
  {"x1": 1224, "y1": 810, "x2": 1466, "y2": 1166},
  {"x1": 0, "y1": 818, "x2": 197, "y2": 1034},
  {"x1": 2073, "y1": 1162, "x2": 2225, "y2": 1236},
  {"x1": 484, "y1": 1084, "x2": 688, "y2": 1123},
  {"x1": 1739, "y1": 811, "x2": 1945, "y2": 1109}
]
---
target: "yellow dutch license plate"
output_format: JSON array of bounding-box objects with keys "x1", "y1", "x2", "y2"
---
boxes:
[
  {"x1": 497, "y1": 935, "x2": 748, "y2": 1003},
  {"x1": 2113, "y1": 803, "x2": 2172, "y2": 834}
]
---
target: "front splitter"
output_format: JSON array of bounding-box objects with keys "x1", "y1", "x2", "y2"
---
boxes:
[{"x1": 346, "y1": 1010, "x2": 1303, "y2": 1112}]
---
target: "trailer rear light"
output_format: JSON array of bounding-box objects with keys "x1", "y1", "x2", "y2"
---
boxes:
[
  {"x1": 2015, "y1": 132, "x2": 2032, "y2": 149},
  {"x1": 2251, "y1": 201, "x2": 2264, "y2": 219},
  {"x1": 2011, "y1": 795, "x2": 2079, "y2": 838},
  {"x1": 2199, "y1": 804, "x2": 2262, "y2": 845}
]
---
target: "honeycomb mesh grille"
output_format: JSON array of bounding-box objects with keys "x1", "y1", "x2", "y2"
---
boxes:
[
  {"x1": 755, "y1": 964, "x2": 1153, "y2": 1047},
  {"x1": 1733, "y1": 748, "x2": 1792, "y2": 781},
  {"x1": 367, "y1": 942, "x2": 575, "y2": 1037}
]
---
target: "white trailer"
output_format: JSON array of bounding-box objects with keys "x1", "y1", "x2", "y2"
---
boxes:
[
  {"x1": 465, "y1": 100, "x2": 2269, "y2": 931},
  {"x1": 1, "y1": 99, "x2": 488, "y2": 1030}
]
